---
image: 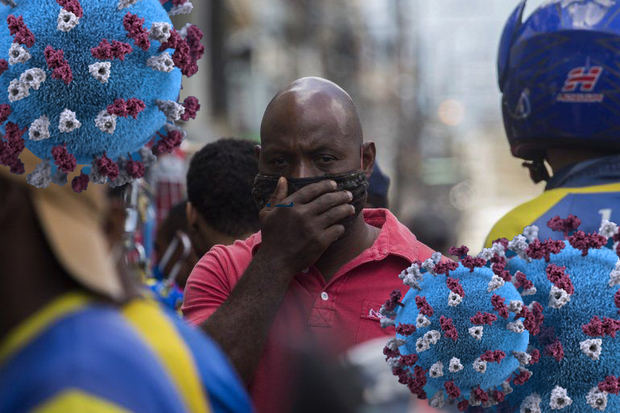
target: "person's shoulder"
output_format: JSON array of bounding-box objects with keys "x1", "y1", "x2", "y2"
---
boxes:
[
  {"x1": 484, "y1": 191, "x2": 562, "y2": 247},
  {"x1": 198, "y1": 231, "x2": 260, "y2": 266},
  {"x1": 40, "y1": 306, "x2": 185, "y2": 385},
  {"x1": 189, "y1": 232, "x2": 260, "y2": 288},
  {"x1": 361, "y1": 208, "x2": 440, "y2": 264},
  {"x1": 162, "y1": 311, "x2": 254, "y2": 413},
  {"x1": 122, "y1": 298, "x2": 252, "y2": 412},
  {"x1": 1, "y1": 305, "x2": 187, "y2": 412},
  {"x1": 377, "y1": 208, "x2": 434, "y2": 258}
]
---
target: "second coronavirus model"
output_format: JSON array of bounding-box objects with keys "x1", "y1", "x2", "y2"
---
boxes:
[{"x1": 382, "y1": 216, "x2": 620, "y2": 412}]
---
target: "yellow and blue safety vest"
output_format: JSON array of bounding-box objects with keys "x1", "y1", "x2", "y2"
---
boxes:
[
  {"x1": 0, "y1": 292, "x2": 253, "y2": 413},
  {"x1": 486, "y1": 155, "x2": 620, "y2": 247}
]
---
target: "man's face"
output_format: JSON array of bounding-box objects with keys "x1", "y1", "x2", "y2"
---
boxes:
[
  {"x1": 258, "y1": 91, "x2": 365, "y2": 178},
  {"x1": 253, "y1": 82, "x2": 377, "y2": 234}
]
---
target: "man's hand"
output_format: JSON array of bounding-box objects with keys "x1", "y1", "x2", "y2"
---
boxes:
[
  {"x1": 198, "y1": 177, "x2": 354, "y2": 385},
  {"x1": 257, "y1": 177, "x2": 355, "y2": 275}
]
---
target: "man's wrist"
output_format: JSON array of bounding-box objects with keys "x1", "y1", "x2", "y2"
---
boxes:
[{"x1": 252, "y1": 248, "x2": 299, "y2": 279}]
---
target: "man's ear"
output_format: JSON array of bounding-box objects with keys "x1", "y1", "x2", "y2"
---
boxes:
[
  {"x1": 361, "y1": 142, "x2": 376, "y2": 178},
  {"x1": 185, "y1": 203, "x2": 212, "y2": 257},
  {"x1": 186, "y1": 202, "x2": 198, "y2": 229}
]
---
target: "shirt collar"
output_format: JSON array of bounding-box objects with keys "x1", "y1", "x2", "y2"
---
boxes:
[
  {"x1": 363, "y1": 208, "x2": 422, "y2": 263},
  {"x1": 546, "y1": 154, "x2": 620, "y2": 190}
]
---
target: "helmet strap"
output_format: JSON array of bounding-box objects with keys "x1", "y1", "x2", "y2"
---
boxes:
[{"x1": 522, "y1": 158, "x2": 550, "y2": 184}]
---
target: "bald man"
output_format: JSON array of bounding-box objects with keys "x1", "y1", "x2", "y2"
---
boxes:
[{"x1": 182, "y1": 77, "x2": 437, "y2": 413}]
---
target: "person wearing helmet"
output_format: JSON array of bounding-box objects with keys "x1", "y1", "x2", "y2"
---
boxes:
[{"x1": 486, "y1": 0, "x2": 620, "y2": 246}]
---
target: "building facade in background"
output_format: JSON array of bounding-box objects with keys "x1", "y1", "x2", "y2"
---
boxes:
[{"x1": 182, "y1": 0, "x2": 542, "y2": 251}]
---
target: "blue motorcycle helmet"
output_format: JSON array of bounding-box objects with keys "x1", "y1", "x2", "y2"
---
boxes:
[{"x1": 498, "y1": 0, "x2": 620, "y2": 169}]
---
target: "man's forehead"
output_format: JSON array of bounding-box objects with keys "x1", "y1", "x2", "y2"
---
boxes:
[
  {"x1": 268, "y1": 88, "x2": 350, "y2": 123},
  {"x1": 264, "y1": 93, "x2": 352, "y2": 135},
  {"x1": 261, "y1": 133, "x2": 353, "y2": 153}
]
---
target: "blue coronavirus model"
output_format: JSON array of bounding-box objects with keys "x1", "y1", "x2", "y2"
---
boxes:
[
  {"x1": 381, "y1": 248, "x2": 530, "y2": 411},
  {"x1": 382, "y1": 217, "x2": 620, "y2": 412},
  {"x1": 0, "y1": 0, "x2": 202, "y2": 191},
  {"x1": 500, "y1": 217, "x2": 620, "y2": 413}
]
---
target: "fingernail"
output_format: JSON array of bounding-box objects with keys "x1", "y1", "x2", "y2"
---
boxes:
[
  {"x1": 330, "y1": 180, "x2": 337, "y2": 189},
  {"x1": 346, "y1": 191, "x2": 353, "y2": 200},
  {"x1": 350, "y1": 205, "x2": 356, "y2": 214}
]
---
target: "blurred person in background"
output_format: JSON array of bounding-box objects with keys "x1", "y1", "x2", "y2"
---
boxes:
[
  {"x1": 155, "y1": 201, "x2": 197, "y2": 289},
  {"x1": 104, "y1": 184, "x2": 130, "y2": 251},
  {"x1": 149, "y1": 201, "x2": 198, "y2": 311},
  {"x1": 406, "y1": 212, "x2": 452, "y2": 254},
  {"x1": 0, "y1": 151, "x2": 253, "y2": 413},
  {"x1": 186, "y1": 138, "x2": 261, "y2": 258},
  {"x1": 486, "y1": 0, "x2": 620, "y2": 246},
  {"x1": 287, "y1": 335, "x2": 364, "y2": 413},
  {"x1": 148, "y1": 138, "x2": 261, "y2": 312},
  {"x1": 0, "y1": 0, "x2": 253, "y2": 411},
  {"x1": 183, "y1": 77, "x2": 440, "y2": 413},
  {"x1": 365, "y1": 162, "x2": 390, "y2": 209}
]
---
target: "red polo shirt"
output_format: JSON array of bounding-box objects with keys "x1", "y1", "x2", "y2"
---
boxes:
[{"x1": 182, "y1": 208, "x2": 437, "y2": 413}]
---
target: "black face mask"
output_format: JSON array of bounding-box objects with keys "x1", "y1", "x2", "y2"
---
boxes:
[{"x1": 252, "y1": 170, "x2": 369, "y2": 230}]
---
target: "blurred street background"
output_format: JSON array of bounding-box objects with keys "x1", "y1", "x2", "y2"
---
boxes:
[{"x1": 175, "y1": 0, "x2": 547, "y2": 254}]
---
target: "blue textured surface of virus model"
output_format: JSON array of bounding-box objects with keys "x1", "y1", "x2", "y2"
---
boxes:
[
  {"x1": 0, "y1": 0, "x2": 203, "y2": 191},
  {"x1": 382, "y1": 216, "x2": 620, "y2": 412},
  {"x1": 498, "y1": 216, "x2": 620, "y2": 413},
  {"x1": 381, "y1": 248, "x2": 530, "y2": 411}
]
